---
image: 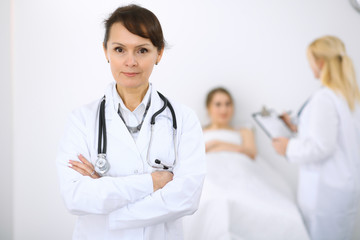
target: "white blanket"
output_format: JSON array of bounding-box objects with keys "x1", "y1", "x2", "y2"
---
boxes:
[{"x1": 183, "y1": 151, "x2": 310, "y2": 240}]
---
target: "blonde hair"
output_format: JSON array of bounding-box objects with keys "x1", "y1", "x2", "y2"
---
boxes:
[{"x1": 308, "y1": 36, "x2": 360, "y2": 111}]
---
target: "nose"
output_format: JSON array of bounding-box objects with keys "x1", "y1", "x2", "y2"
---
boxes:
[{"x1": 124, "y1": 53, "x2": 137, "y2": 67}]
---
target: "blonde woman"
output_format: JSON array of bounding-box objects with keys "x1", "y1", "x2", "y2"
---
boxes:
[{"x1": 273, "y1": 36, "x2": 360, "y2": 240}]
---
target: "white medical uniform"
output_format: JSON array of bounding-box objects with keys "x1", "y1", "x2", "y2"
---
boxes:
[
  {"x1": 287, "y1": 86, "x2": 360, "y2": 240},
  {"x1": 56, "y1": 82, "x2": 206, "y2": 240}
]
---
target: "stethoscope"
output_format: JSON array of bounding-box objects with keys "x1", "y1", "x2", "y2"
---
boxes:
[{"x1": 95, "y1": 92, "x2": 178, "y2": 175}]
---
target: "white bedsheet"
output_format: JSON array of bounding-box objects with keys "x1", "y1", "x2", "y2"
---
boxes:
[{"x1": 183, "y1": 151, "x2": 310, "y2": 240}]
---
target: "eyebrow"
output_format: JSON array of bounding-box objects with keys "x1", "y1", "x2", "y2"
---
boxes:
[{"x1": 111, "y1": 42, "x2": 151, "y2": 48}]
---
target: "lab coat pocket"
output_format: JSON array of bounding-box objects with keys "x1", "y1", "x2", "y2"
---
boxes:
[
  {"x1": 149, "y1": 115, "x2": 176, "y2": 168},
  {"x1": 298, "y1": 169, "x2": 319, "y2": 213}
]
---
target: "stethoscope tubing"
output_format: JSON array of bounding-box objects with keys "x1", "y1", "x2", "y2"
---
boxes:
[
  {"x1": 96, "y1": 92, "x2": 177, "y2": 174},
  {"x1": 98, "y1": 96, "x2": 107, "y2": 154}
]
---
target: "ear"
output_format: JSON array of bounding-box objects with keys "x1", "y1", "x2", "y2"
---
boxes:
[
  {"x1": 156, "y1": 48, "x2": 164, "y2": 65},
  {"x1": 103, "y1": 42, "x2": 109, "y2": 62},
  {"x1": 317, "y1": 58, "x2": 325, "y2": 70}
]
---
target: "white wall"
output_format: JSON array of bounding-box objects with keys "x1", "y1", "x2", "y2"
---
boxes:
[
  {"x1": 11, "y1": 0, "x2": 360, "y2": 239},
  {"x1": 0, "y1": 0, "x2": 13, "y2": 239}
]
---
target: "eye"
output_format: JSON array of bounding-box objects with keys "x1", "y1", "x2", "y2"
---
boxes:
[
  {"x1": 114, "y1": 47, "x2": 123, "y2": 53},
  {"x1": 138, "y1": 48, "x2": 148, "y2": 54}
]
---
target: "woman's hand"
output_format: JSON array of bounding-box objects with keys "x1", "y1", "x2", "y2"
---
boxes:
[
  {"x1": 272, "y1": 137, "x2": 289, "y2": 156},
  {"x1": 279, "y1": 113, "x2": 298, "y2": 132},
  {"x1": 151, "y1": 171, "x2": 173, "y2": 191},
  {"x1": 69, "y1": 154, "x2": 101, "y2": 179},
  {"x1": 205, "y1": 140, "x2": 221, "y2": 152}
]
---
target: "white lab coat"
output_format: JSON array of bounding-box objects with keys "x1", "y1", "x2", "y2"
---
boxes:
[
  {"x1": 56, "y1": 82, "x2": 206, "y2": 240},
  {"x1": 287, "y1": 87, "x2": 360, "y2": 240}
]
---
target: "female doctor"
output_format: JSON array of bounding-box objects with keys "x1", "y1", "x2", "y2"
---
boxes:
[
  {"x1": 56, "y1": 4, "x2": 206, "y2": 240},
  {"x1": 272, "y1": 36, "x2": 360, "y2": 240}
]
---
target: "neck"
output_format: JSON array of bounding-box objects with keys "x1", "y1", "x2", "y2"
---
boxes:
[
  {"x1": 116, "y1": 83, "x2": 149, "y2": 111},
  {"x1": 207, "y1": 122, "x2": 231, "y2": 130}
]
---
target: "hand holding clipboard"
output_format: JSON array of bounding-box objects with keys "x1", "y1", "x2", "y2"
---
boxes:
[{"x1": 252, "y1": 107, "x2": 295, "y2": 139}]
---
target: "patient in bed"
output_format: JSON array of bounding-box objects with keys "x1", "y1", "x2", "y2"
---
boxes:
[
  {"x1": 203, "y1": 87, "x2": 257, "y2": 159},
  {"x1": 182, "y1": 87, "x2": 309, "y2": 240}
]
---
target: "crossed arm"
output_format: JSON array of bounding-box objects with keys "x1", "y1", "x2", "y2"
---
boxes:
[
  {"x1": 205, "y1": 128, "x2": 257, "y2": 159},
  {"x1": 69, "y1": 154, "x2": 173, "y2": 191},
  {"x1": 57, "y1": 108, "x2": 206, "y2": 229}
]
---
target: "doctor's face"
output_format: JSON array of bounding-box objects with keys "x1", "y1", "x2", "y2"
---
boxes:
[
  {"x1": 307, "y1": 49, "x2": 322, "y2": 79},
  {"x1": 207, "y1": 92, "x2": 234, "y2": 126},
  {"x1": 103, "y1": 23, "x2": 163, "y2": 90}
]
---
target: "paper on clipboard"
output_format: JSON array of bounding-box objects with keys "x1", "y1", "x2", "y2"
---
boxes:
[{"x1": 252, "y1": 110, "x2": 294, "y2": 139}]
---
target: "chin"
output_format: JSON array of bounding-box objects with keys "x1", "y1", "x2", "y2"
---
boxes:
[
  {"x1": 215, "y1": 120, "x2": 230, "y2": 126},
  {"x1": 116, "y1": 78, "x2": 148, "y2": 89},
  {"x1": 221, "y1": 118, "x2": 231, "y2": 123}
]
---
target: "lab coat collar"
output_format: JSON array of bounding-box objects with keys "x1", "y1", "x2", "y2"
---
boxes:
[
  {"x1": 103, "y1": 82, "x2": 136, "y2": 153},
  {"x1": 103, "y1": 82, "x2": 154, "y2": 120},
  {"x1": 136, "y1": 84, "x2": 164, "y2": 156},
  {"x1": 113, "y1": 83, "x2": 152, "y2": 117}
]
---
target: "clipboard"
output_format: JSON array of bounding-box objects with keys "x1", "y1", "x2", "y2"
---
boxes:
[{"x1": 252, "y1": 108, "x2": 294, "y2": 139}]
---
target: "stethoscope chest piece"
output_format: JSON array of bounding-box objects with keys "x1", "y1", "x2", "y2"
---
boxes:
[{"x1": 95, "y1": 153, "x2": 110, "y2": 175}]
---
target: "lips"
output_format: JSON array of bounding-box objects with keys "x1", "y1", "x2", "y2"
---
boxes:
[{"x1": 122, "y1": 72, "x2": 139, "y2": 77}]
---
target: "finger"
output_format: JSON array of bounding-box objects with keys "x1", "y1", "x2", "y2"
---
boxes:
[
  {"x1": 69, "y1": 161, "x2": 88, "y2": 174},
  {"x1": 69, "y1": 162, "x2": 89, "y2": 176},
  {"x1": 91, "y1": 172, "x2": 101, "y2": 179},
  {"x1": 163, "y1": 171, "x2": 173, "y2": 176},
  {"x1": 209, "y1": 140, "x2": 217, "y2": 146},
  {"x1": 272, "y1": 141, "x2": 280, "y2": 149},
  {"x1": 78, "y1": 154, "x2": 94, "y2": 169},
  {"x1": 88, "y1": 169, "x2": 100, "y2": 179},
  {"x1": 70, "y1": 160, "x2": 93, "y2": 175},
  {"x1": 277, "y1": 137, "x2": 287, "y2": 142},
  {"x1": 69, "y1": 161, "x2": 100, "y2": 178},
  {"x1": 78, "y1": 154, "x2": 90, "y2": 166}
]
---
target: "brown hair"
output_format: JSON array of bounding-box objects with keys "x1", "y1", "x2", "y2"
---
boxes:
[
  {"x1": 103, "y1": 4, "x2": 165, "y2": 51},
  {"x1": 206, "y1": 87, "x2": 233, "y2": 107}
]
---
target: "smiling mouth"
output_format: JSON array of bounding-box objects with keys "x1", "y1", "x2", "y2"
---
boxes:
[{"x1": 122, "y1": 72, "x2": 139, "y2": 77}]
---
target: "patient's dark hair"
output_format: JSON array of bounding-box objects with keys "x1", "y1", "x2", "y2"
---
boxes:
[
  {"x1": 103, "y1": 4, "x2": 165, "y2": 51},
  {"x1": 206, "y1": 87, "x2": 233, "y2": 107}
]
